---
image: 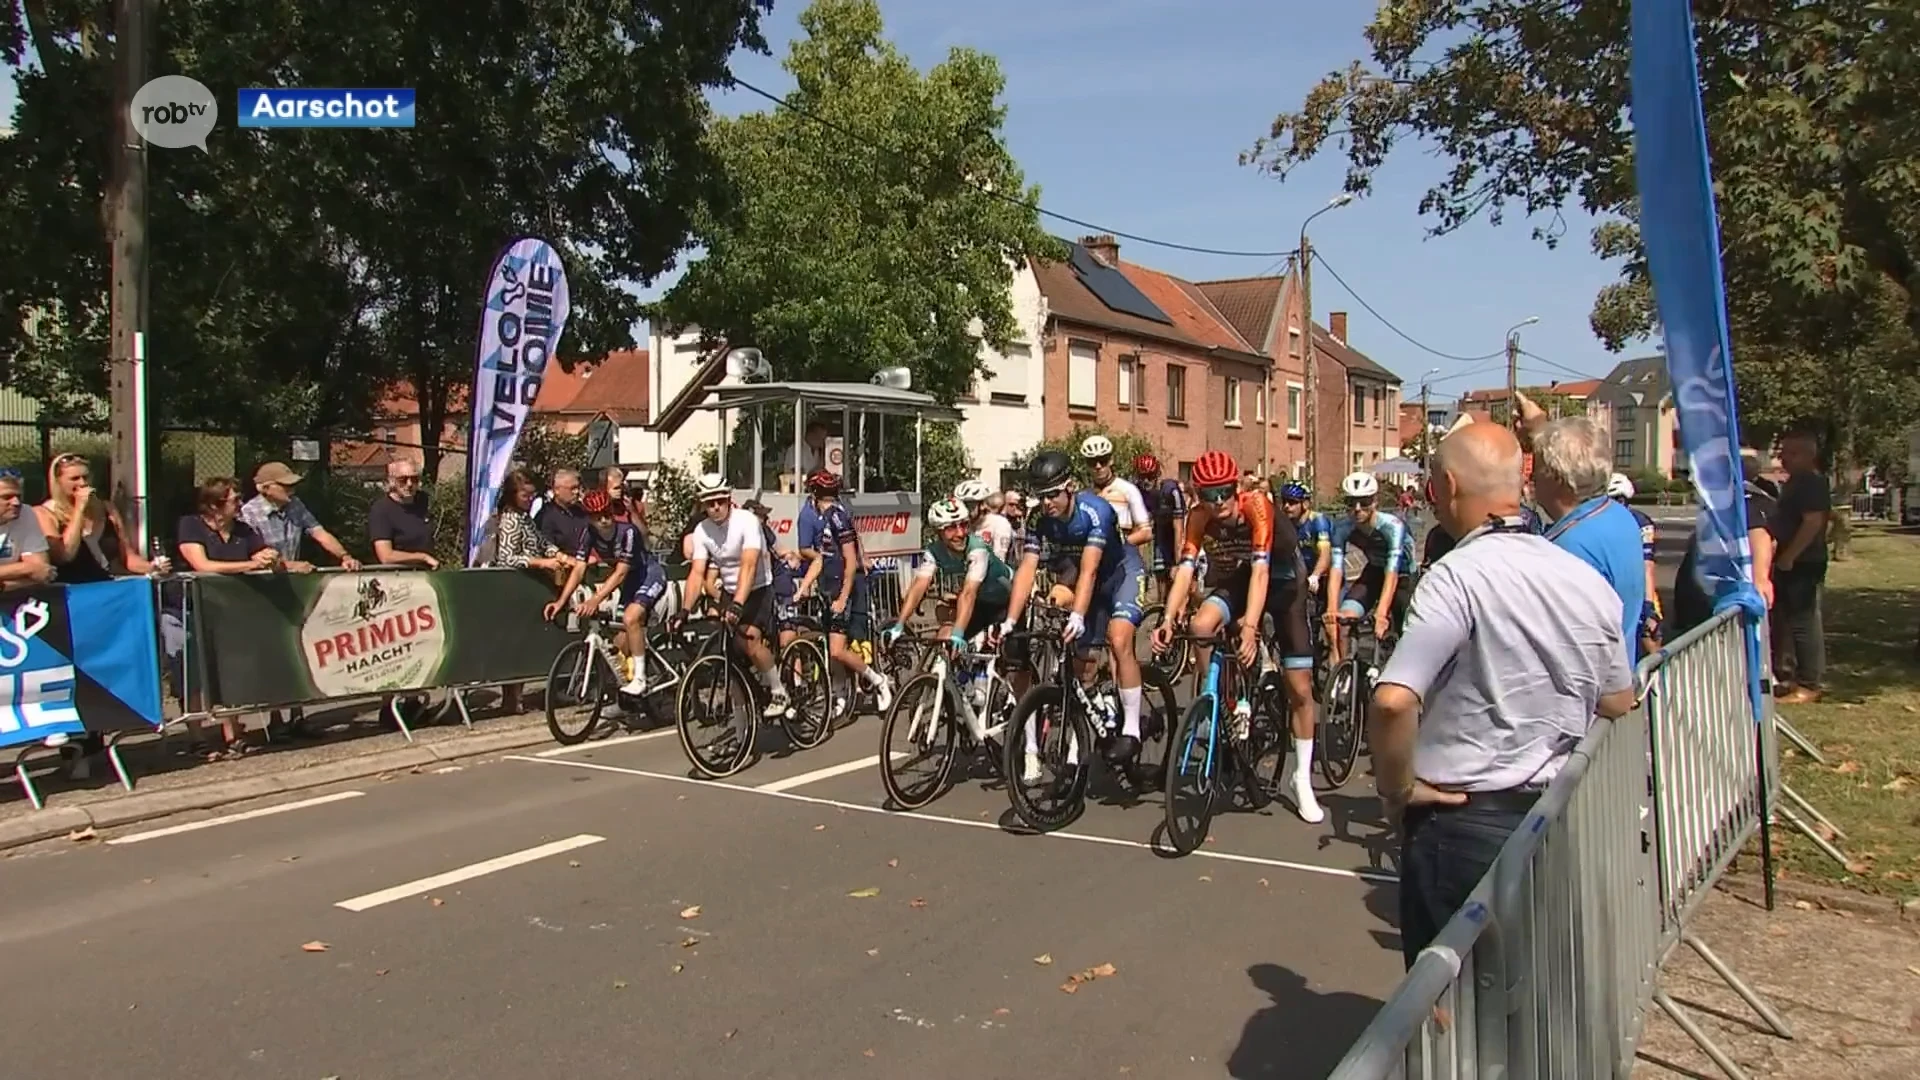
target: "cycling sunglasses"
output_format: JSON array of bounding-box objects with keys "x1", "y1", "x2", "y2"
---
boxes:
[
  {"x1": 1346, "y1": 496, "x2": 1377, "y2": 509},
  {"x1": 1198, "y1": 483, "x2": 1236, "y2": 505}
]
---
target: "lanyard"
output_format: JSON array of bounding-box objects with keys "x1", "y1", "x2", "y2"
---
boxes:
[
  {"x1": 1451, "y1": 515, "x2": 1532, "y2": 551},
  {"x1": 1543, "y1": 497, "x2": 1612, "y2": 543}
]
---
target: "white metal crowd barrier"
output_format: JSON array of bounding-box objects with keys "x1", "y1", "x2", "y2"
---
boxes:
[{"x1": 1327, "y1": 607, "x2": 1793, "y2": 1080}]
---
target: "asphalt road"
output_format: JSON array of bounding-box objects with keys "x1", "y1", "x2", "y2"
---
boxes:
[{"x1": 0, "y1": 511, "x2": 1696, "y2": 1080}]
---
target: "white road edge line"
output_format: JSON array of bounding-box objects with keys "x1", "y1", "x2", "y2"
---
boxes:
[
  {"x1": 334, "y1": 834, "x2": 606, "y2": 912},
  {"x1": 532, "y1": 729, "x2": 680, "y2": 758},
  {"x1": 105, "y1": 791, "x2": 368, "y2": 846},
  {"x1": 505, "y1": 755, "x2": 1396, "y2": 885},
  {"x1": 755, "y1": 752, "x2": 906, "y2": 793}
]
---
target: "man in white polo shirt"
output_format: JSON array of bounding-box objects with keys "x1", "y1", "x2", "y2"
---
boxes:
[{"x1": 1370, "y1": 421, "x2": 1636, "y2": 967}]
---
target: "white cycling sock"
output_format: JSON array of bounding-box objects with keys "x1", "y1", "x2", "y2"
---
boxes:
[
  {"x1": 1292, "y1": 737, "x2": 1316, "y2": 779},
  {"x1": 758, "y1": 666, "x2": 784, "y2": 695},
  {"x1": 1118, "y1": 686, "x2": 1144, "y2": 740},
  {"x1": 861, "y1": 665, "x2": 887, "y2": 689}
]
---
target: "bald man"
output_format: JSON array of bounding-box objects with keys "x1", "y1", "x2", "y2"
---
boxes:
[{"x1": 1370, "y1": 422, "x2": 1636, "y2": 966}]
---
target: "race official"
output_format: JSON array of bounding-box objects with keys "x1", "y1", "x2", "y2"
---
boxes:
[{"x1": 1371, "y1": 422, "x2": 1636, "y2": 967}]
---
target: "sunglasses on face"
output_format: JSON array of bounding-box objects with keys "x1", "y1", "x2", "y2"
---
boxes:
[
  {"x1": 1347, "y1": 498, "x2": 1375, "y2": 510},
  {"x1": 1199, "y1": 484, "x2": 1236, "y2": 505},
  {"x1": 703, "y1": 497, "x2": 729, "y2": 508}
]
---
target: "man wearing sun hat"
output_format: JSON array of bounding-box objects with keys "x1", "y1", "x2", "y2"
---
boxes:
[{"x1": 241, "y1": 461, "x2": 361, "y2": 571}]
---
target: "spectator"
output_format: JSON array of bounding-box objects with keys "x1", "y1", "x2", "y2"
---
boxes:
[
  {"x1": 369, "y1": 460, "x2": 438, "y2": 569},
  {"x1": 600, "y1": 466, "x2": 632, "y2": 523},
  {"x1": 1002, "y1": 490, "x2": 1026, "y2": 540},
  {"x1": 489, "y1": 469, "x2": 574, "y2": 715},
  {"x1": 536, "y1": 468, "x2": 590, "y2": 556},
  {"x1": 782, "y1": 420, "x2": 830, "y2": 478},
  {"x1": 239, "y1": 462, "x2": 360, "y2": 571},
  {"x1": 1371, "y1": 421, "x2": 1634, "y2": 967},
  {"x1": 1769, "y1": 431, "x2": 1831, "y2": 703},
  {"x1": 34, "y1": 452, "x2": 162, "y2": 582},
  {"x1": 1531, "y1": 417, "x2": 1650, "y2": 664},
  {"x1": 1670, "y1": 448, "x2": 1775, "y2": 637},
  {"x1": 176, "y1": 476, "x2": 280, "y2": 759},
  {"x1": 0, "y1": 468, "x2": 55, "y2": 591}
]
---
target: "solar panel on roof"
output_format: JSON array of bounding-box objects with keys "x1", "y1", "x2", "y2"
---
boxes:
[{"x1": 1068, "y1": 242, "x2": 1173, "y2": 325}]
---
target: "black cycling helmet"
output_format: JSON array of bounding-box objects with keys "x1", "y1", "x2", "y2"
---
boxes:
[{"x1": 1027, "y1": 450, "x2": 1074, "y2": 494}]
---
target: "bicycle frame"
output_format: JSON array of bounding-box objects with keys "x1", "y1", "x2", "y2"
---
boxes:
[
  {"x1": 1177, "y1": 628, "x2": 1240, "y2": 781},
  {"x1": 919, "y1": 640, "x2": 1012, "y2": 746}
]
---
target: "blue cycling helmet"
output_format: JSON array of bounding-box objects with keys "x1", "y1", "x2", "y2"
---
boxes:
[{"x1": 1279, "y1": 482, "x2": 1310, "y2": 504}]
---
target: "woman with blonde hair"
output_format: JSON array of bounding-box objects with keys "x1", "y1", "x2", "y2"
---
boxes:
[{"x1": 33, "y1": 452, "x2": 164, "y2": 582}]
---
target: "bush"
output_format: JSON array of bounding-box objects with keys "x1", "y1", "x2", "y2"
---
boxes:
[
  {"x1": 1006, "y1": 425, "x2": 1169, "y2": 491},
  {"x1": 1628, "y1": 467, "x2": 1669, "y2": 497}
]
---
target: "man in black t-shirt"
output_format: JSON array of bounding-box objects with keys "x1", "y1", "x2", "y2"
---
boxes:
[
  {"x1": 1767, "y1": 433, "x2": 1831, "y2": 701},
  {"x1": 369, "y1": 460, "x2": 438, "y2": 569},
  {"x1": 536, "y1": 468, "x2": 590, "y2": 555},
  {"x1": 1670, "y1": 449, "x2": 1779, "y2": 640}
]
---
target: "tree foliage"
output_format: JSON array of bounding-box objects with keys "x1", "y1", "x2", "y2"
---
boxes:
[
  {"x1": 653, "y1": 0, "x2": 1058, "y2": 402},
  {"x1": 1007, "y1": 425, "x2": 1169, "y2": 491},
  {"x1": 0, "y1": 0, "x2": 771, "y2": 482},
  {"x1": 1244, "y1": 0, "x2": 1920, "y2": 471}
]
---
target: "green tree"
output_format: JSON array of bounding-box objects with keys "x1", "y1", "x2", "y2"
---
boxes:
[
  {"x1": 1007, "y1": 425, "x2": 1169, "y2": 490},
  {"x1": 653, "y1": 0, "x2": 1059, "y2": 402}
]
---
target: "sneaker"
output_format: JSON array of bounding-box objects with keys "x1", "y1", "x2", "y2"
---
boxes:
[
  {"x1": 763, "y1": 691, "x2": 792, "y2": 718},
  {"x1": 1287, "y1": 767, "x2": 1326, "y2": 824},
  {"x1": 1021, "y1": 751, "x2": 1044, "y2": 785}
]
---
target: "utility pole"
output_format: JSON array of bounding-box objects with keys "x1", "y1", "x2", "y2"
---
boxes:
[
  {"x1": 1299, "y1": 242, "x2": 1316, "y2": 490},
  {"x1": 108, "y1": 0, "x2": 151, "y2": 547},
  {"x1": 1504, "y1": 330, "x2": 1520, "y2": 431},
  {"x1": 1420, "y1": 380, "x2": 1432, "y2": 465}
]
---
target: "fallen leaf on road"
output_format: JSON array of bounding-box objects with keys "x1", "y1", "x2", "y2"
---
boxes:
[
  {"x1": 723, "y1": 1029, "x2": 738, "y2": 1041},
  {"x1": 1060, "y1": 962, "x2": 1118, "y2": 993},
  {"x1": 375, "y1": 969, "x2": 389, "y2": 976},
  {"x1": 430, "y1": 898, "x2": 445, "y2": 907},
  {"x1": 568, "y1": 860, "x2": 581, "y2": 868},
  {"x1": 672, "y1": 964, "x2": 684, "y2": 974},
  {"x1": 141, "y1": 878, "x2": 153, "y2": 884},
  {"x1": 301, "y1": 941, "x2": 330, "y2": 953},
  {"x1": 680, "y1": 905, "x2": 702, "y2": 919},
  {"x1": 1090, "y1": 963, "x2": 1117, "y2": 978},
  {"x1": 1907, "y1": 966, "x2": 1920, "y2": 977},
  {"x1": 613, "y1": 980, "x2": 628, "y2": 990},
  {"x1": 1839, "y1": 1031, "x2": 1859, "y2": 1047},
  {"x1": 848, "y1": 887, "x2": 881, "y2": 898},
  {"x1": 1257, "y1": 878, "x2": 1269, "y2": 887},
  {"x1": 863, "y1": 1049, "x2": 875, "y2": 1058},
  {"x1": 887, "y1": 859, "x2": 898, "y2": 867},
  {"x1": 1033, "y1": 954, "x2": 1053, "y2": 966},
  {"x1": 679, "y1": 937, "x2": 700, "y2": 949},
  {"x1": 994, "y1": 1007, "x2": 1010, "y2": 1016},
  {"x1": 281, "y1": 855, "x2": 300, "y2": 863},
  {"x1": 866, "y1": 948, "x2": 880, "y2": 956},
  {"x1": 68, "y1": 826, "x2": 97, "y2": 842},
  {"x1": 1793, "y1": 900, "x2": 1814, "y2": 911},
  {"x1": 1198, "y1": 875, "x2": 1212, "y2": 883},
  {"x1": 909, "y1": 898, "x2": 927, "y2": 909},
  {"x1": 814, "y1": 824, "x2": 827, "y2": 831}
]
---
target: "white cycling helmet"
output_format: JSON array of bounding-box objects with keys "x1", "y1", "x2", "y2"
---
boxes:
[
  {"x1": 1340, "y1": 471, "x2": 1379, "y2": 499},
  {"x1": 695, "y1": 472, "x2": 731, "y2": 500},
  {"x1": 1606, "y1": 472, "x2": 1635, "y2": 500},
  {"x1": 927, "y1": 497, "x2": 969, "y2": 527},
  {"x1": 952, "y1": 478, "x2": 993, "y2": 505},
  {"x1": 1078, "y1": 434, "x2": 1114, "y2": 460}
]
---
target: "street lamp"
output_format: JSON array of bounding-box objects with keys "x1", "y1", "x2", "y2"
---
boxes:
[
  {"x1": 1504, "y1": 316, "x2": 1540, "y2": 428},
  {"x1": 1292, "y1": 191, "x2": 1358, "y2": 491},
  {"x1": 1418, "y1": 366, "x2": 1442, "y2": 466}
]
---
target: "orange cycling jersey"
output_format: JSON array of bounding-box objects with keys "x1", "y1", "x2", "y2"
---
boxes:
[{"x1": 1180, "y1": 491, "x2": 1273, "y2": 586}]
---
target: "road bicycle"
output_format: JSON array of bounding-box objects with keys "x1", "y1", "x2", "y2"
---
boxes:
[
  {"x1": 543, "y1": 592, "x2": 697, "y2": 746},
  {"x1": 673, "y1": 602, "x2": 829, "y2": 779},
  {"x1": 1000, "y1": 605, "x2": 1178, "y2": 833},
  {"x1": 1162, "y1": 620, "x2": 1289, "y2": 856},
  {"x1": 1317, "y1": 613, "x2": 1386, "y2": 790},
  {"x1": 877, "y1": 628, "x2": 1018, "y2": 810}
]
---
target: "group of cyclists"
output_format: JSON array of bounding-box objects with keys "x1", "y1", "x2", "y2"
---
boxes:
[{"x1": 546, "y1": 430, "x2": 1664, "y2": 826}]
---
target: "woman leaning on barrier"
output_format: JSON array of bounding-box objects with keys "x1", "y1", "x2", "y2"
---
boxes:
[
  {"x1": 174, "y1": 476, "x2": 281, "y2": 760},
  {"x1": 483, "y1": 470, "x2": 577, "y2": 714}
]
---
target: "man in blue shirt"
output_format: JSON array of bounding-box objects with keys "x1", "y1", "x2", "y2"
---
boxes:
[
  {"x1": 796, "y1": 470, "x2": 892, "y2": 711},
  {"x1": 1532, "y1": 418, "x2": 1648, "y2": 664}
]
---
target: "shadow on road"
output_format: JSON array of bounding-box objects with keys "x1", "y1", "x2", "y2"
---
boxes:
[{"x1": 1227, "y1": 962, "x2": 1382, "y2": 1079}]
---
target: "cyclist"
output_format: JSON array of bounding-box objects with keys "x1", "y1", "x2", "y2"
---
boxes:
[
  {"x1": 1082, "y1": 435, "x2": 1151, "y2": 548},
  {"x1": 677, "y1": 473, "x2": 789, "y2": 717},
  {"x1": 954, "y1": 477, "x2": 1014, "y2": 562},
  {"x1": 795, "y1": 469, "x2": 893, "y2": 711},
  {"x1": 1003, "y1": 450, "x2": 1149, "y2": 770},
  {"x1": 1324, "y1": 472, "x2": 1413, "y2": 666},
  {"x1": 1134, "y1": 454, "x2": 1186, "y2": 596},
  {"x1": 1607, "y1": 472, "x2": 1664, "y2": 656},
  {"x1": 1279, "y1": 482, "x2": 1332, "y2": 595},
  {"x1": 746, "y1": 498, "x2": 803, "y2": 650},
  {"x1": 887, "y1": 497, "x2": 1015, "y2": 654},
  {"x1": 546, "y1": 489, "x2": 667, "y2": 695}
]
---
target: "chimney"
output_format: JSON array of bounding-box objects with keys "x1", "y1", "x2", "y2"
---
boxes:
[
  {"x1": 1080, "y1": 233, "x2": 1120, "y2": 267},
  {"x1": 1328, "y1": 311, "x2": 1348, "y2": 343}
]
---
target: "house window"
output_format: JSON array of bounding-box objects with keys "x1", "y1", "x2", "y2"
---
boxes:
[
  {"x1": 1178, "y1": 460, "x2": 1194, "y2": 485},
  {"x1": 1352, "y1": 387, "x2": 1367, "y2": 425},
  {"x1": 1286, "y1": 383, "x2": 1303, "y2": 434},
  {"x1": 1288, "y1": 326, "x2": 1301, "y2": 359},
  {"x1": 987, "y1": 342, "x2": 1031, "y2": 405},
  {"x1": 1166, "y1": 364, "x2": 1187, "y2": 421},
  {"x1": 1117, "y1": 355, "x2": 1134, "y2": 407},
  {"x1": 1615, "y1": 439, "x2": 1635, "y2": 464},
  {"x1": 1615, "y1": 405, "x2": 1636, "y2": 432},
  {"x1": 1352, "y1": 452, "x2": 1365, "y2": 471},
  {"x1": 1068, "y1": 342, "x2": 1097, "y2": 410},
  {"x1": 1224, "y1": 378, "x2": 1242, "y2": 426},
  {"x1": 1255, "y1": 383, "x2": 1266, "y2": 424}
]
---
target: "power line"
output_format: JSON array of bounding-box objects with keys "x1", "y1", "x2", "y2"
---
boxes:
[
  {"x1": 1519, "y1": 349, "x2": 1604, "y2": 383},
  {"x1": 1308, "y1": 249, "x2": 1508, "y2": 364},
  {"x1": 727, "y1": 76, "x2": 1302, "y2": 259}
]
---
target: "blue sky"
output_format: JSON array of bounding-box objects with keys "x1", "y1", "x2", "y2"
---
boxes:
[{"x1": 1, "y1": 0, "x2": 1637, "y2": 401}]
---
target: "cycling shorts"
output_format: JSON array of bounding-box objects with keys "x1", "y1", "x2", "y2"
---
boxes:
[
  {"x1": 620, "y1": 562, "x2": 668, "y2": 613},
  {"x1": 1199, "y1": 567, "x2": 1314, "y2": 670},
  {"x1": 962, "y1": 599, "x2": 1011, "y2": 643},
  {"x1": 1080, "y1": 566, "x2": 1146, "y2": 651},
  {"x1": 819, "y1": 573, "x2": 873, "y2": 642},
  {"x1": 1337, "y1": 568, "x2": 1408, "y2": 634},
  {"x1": 1151, "y1": 528, "x2": 1180, "y2": 574},
  {"x1": 731, "y1": 585, "x2": 777, "y2": 640}
]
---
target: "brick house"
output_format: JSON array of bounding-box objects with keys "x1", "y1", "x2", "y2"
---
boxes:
[{"x1": 1311, "y1": 313, "x2": 1405, "y2": 484}]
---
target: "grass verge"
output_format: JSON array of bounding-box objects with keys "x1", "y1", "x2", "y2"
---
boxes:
[{"x1": 1770, "y1": 526, "x2": 1920, "y2": 898}]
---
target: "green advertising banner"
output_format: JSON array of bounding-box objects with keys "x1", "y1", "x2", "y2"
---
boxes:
[{"x1": 192, "y1": 568, "x2": 575, "y2": 709}]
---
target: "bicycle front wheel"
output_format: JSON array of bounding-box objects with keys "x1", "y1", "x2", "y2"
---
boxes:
[
  {"x1": 1319, "y1": 662, "x2": 1363, "y2": 789},
  {"x1": 676, "y1": 654, "x2": 758, "y2": 778},
  {"x1": 1002, "y1": 686, "x2": 1091, "y2": 832},
  {"x1": 544, "y1": 640, "x2": 610, "y2": 745},
  {"x1": 1163, "y1": 696, "x2": 1222, "y2": 856},
  {"x1": 879, "y1": 672, "x2": 959, "y2": 810},
  {"x1": 779, "y1": 638, "x2": 834, "y2": 750},
  {"x1": 1138, "y1": 604, "x2": 1191, "y2": 684}
]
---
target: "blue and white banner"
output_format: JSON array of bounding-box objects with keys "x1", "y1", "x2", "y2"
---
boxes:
[
  {"x1": 0, "y1": 580, "x2": 164, "y2": 749},
  {"x1": 1629, "y1": 1, "x2": 1761, "y2": 616},
  {"x1": 237, "y1": 88, "x2": 416, "y2": 128},
  {"x1": 466, "y1": 238, "x2": 571, "y2": 566}
]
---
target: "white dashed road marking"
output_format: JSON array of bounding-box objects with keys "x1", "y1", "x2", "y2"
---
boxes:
[
  {"x1": 334, "y1": 834, "x2": 606, "y2": 912},
  {"x1": 755, "y1": 752, "x2": 906, "y2": 793},
  {"x1": 106, "y1": 791, "x2": 368, "y2": 846}
]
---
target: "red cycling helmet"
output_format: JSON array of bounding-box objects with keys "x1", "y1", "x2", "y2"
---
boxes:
[
  {"x1": 805, "y1": 469, "x2": 841, "y2": 495},
  {"x1": 1132, "y1": 453, "x2": 1161, "y2": 479},
  {"x1": 1192, "y1": 450, "x2": 1237, "y2": 489},
  {"x1": 582, "y1": 489, "x2": 612, "y2": 515}
]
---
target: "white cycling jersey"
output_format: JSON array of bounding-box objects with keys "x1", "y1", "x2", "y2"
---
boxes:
[
  {"x1": 975, "y1": 512, "x2": 1014, "y2": 562},
  {"x1": 1099, "y1": 477, "x2": 1149, "y2": 531},
  {"x1": 692, "y1": 509, "x2": 772, "y2": 594}
]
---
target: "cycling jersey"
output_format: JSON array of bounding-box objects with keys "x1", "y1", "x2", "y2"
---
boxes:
[
  {"x1": 1023, "y1": 491, "x2": 1135, "y2": 582},
  {"x1": 575, "y1": 521, "x2": 665, "y2": 609},
  {"x1": 915, "y1": 535, "x2": 1013, "y2": 607},
  {"x1": 1179, "y1": 490, "x2": 1274, "y2": 587},
  {"x1": 1143, "y1": 478, "x2": 1187, "y2": 526},
  {"x1": 692, "y1": 509, "x2": 773, "y2": 594},
  {"x1": 974, "y1": 512, "x2": 1014, "y2": 563},
  {"x1": 1295, "y1": 510, "x2": 1333, "y2": 553},
  {"x1": 1628, "y1": 506, "x2": 1657, "y2": 562},
  {"x1": 1330, "y1": 512, "x2": 1412, "y2": 576},
  {"x1": 799, "y1": 500, "x2": 864, "y2": 583}
]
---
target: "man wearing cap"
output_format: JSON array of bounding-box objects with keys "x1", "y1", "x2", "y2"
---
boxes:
[{"x1": 241, "y1": 462, "x2": 361, "y2": 572}]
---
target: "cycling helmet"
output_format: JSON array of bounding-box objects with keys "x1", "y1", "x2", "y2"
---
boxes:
[
  {"x1": 1606, "y1": 472, "x2": 1635, "y2": 500},
  {"x1": 1027, "y1": 450, "x2": 1074, "y2": 494},
  {"x1": 805, "y1": 469, "x2": 841, "y2": 495},
  {"x1": 1192, "y1": 450, "x2": 1238, "y2": 488},
  {"x1": 1279, "y1": 481, "x2": 1310, "y2": 504},
  {"x1": 1340, "y1": 472, "x2": 1379, "y2": 499},
  {"x1": 927, "y1": 497, "x2": 969, "y2": 527},
  {"x1": 1132, "y1": 453, "x2": 1160, "y2": 479},
  {"x1": 582, "y1": 489, "x2": 613, "y2": 515},
  {"x1": 695, "y1": 472, "x2": 731, "y2": 500},
  {"x1": 952, "y1": 478, "x2": 993, "y2": 505},
  {"x1": 1078, "y1": 434, "x2": 1114, "y2": 460}
]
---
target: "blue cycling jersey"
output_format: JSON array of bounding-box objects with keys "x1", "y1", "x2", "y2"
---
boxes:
[
  {"x1": 1329, "y1": 511, "x2": 1412, "y2": 575},
  {"x1": 1295, "y1": 510, "x2": 1333, "y2": 551},
  {"x1": 1023, "y1": 491, "x2": 1136, "y2": 581},
  {"x1": 798, "y1": 500, "x2": 864, "y2": 581},
  {"x1": 574, "y1": 520, "x2": 645, "y2": 569}
]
